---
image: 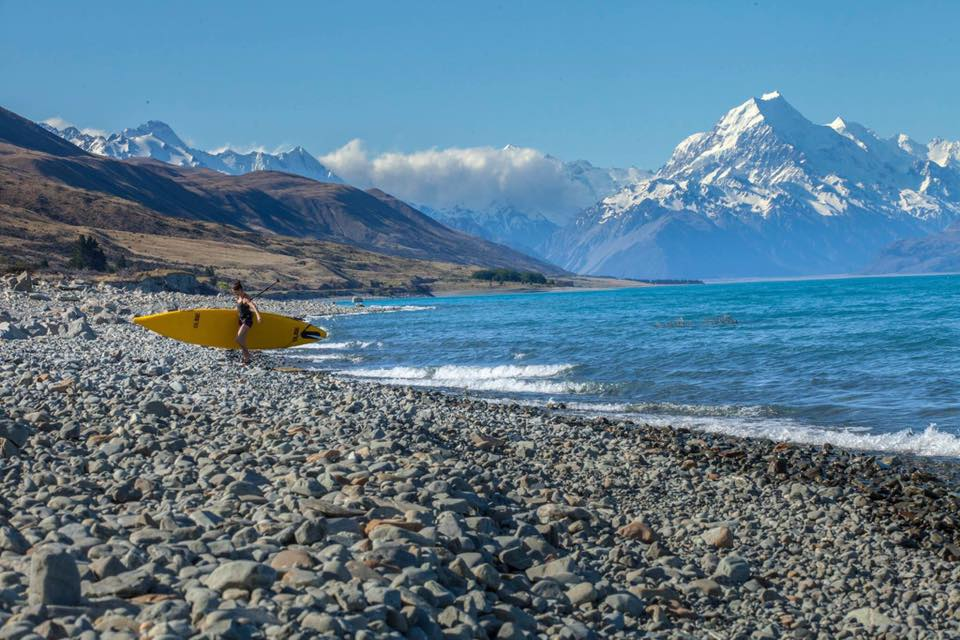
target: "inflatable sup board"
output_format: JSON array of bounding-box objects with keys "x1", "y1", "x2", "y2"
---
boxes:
[{"x1": 133, "y1": 309, "x2": 327, "y2": 350}]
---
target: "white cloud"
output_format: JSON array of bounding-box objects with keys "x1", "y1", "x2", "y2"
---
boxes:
[
  {"x1": 40, "y1": 114, "x2": 638, "y2": 222},
  {"x1": 41, "y1": 116, "x2": 74, "y2": 130},
  {"x1": 319, "y1": 140, "x2": 609, "y2": 221},
  {"x1": 41, "y1": 118, "x2": 107, "y2": 138},
  {"x1": 80, "y1": 127, "x2": 108, "y2": 138},
  {"x1": 210, "y1": 143, "x2": 270, "y2": 155}
]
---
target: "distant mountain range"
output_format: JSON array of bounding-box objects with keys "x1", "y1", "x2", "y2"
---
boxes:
[
  {"x1": 40, "y1": 120, "x2": 645, "y2": 257},
  {"x1": 1, "y1": 105, "x2": 555, "y2": 280},
  {"x1": 546, "y1": 92, "x2": 960, "y2": 278},
  {"x1": 413, "y1": 156, "x2": 647, "y2": 256},
  {"x1": 38, "y1": 96, "x2": 960, "y2": 279},
  {"x1": 40, "y1": 120, "x2": 344, "y2": 185}
]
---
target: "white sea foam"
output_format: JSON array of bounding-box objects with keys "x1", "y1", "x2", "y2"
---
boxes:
[
  {"x1": 567, "y1": 401, "x2": 778, "y2": 419},
  {"x1": 354, "y1": 305, "x2": 435, "y2": 315},
  {"x1": 339, "y1": 363, "x2": 588, "y2": 394},
  {"x1": 347, "y1": 364, "x2": 575, "y2": 380},
  {"x1": 311, "y1": 305, "x2": 435, "y2": 319},
  {"x1": 303, "y1": 340, "x2": 380, "y2": 350},
  {"x1": 285, "y1": 353, "x2": 354, "y2": 362},
  {"x1": 565, "y1": 402, "x2": 960, "y2": 457},
  {"x1": 686, "y1": 417, "x2": 960, "y2": 457}
]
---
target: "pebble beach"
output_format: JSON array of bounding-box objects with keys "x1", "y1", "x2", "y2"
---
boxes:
[{"x1": 1, "y1": 274, "x2": 960, "y2": 639}]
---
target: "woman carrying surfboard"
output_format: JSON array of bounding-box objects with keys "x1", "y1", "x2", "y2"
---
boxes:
[{"x1": 233, "y1": 281, "x2": 262, "y2": 365}]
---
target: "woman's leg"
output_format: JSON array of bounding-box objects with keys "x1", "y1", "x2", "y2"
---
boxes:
[{"x1": 236, "y1": 323, "x2": 251, "y2": 364}]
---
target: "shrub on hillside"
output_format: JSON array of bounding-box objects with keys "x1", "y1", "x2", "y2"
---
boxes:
[
  {"x1": 471, "y1": 268, "x2": 548, "y2": 284},
  {"x1": 69, "y1": 235, "x2": 108, "y2": 271}
]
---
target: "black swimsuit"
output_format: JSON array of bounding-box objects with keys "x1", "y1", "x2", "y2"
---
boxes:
[{"x1": 238, "y1": 299, "x2": 254, "y2": 327}]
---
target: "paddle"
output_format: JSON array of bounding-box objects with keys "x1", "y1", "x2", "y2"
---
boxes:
[
  {"x1": 236, "y1": 278, "x2": 279, "y2": 365},
  {"x1": 251, "y1": 278, "x2": 280, "y2": 301}
]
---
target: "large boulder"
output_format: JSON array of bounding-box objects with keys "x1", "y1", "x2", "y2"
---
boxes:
[
  {"x1": 64, "y1": 319, "x2": 96, "y2": 340},
  {"x1": 20, "y1": 319, "x2": 48, "y2": 337},
  {"x1": 0, "y1": 525, "x2": 30, "y2": 554},
  {"x1": 12, "y1": 271, "x2": 33, "y2": 292},
  {"x1": 85, "y1": 564, "x2": 156, "y2": 598},
  {"x1": 29, "y1": 547, "x2": 82, "y2": 605},
  {"x1": 0, "y1": 438, "x2": 19, "y2": 458},
  {"x1": 205, "y1": 561, "x2": 276, "y2": 592},
  {"x1": 0, "y1": 422, "x2": 32, "y2": 448},
  {"x1": 846, "y1": 606, "x2": 898, "y2": 630},
  {"x1": 0, "y1": 322, "x2": 27, "y2": 340},
  {"x1": 714, "y1": 554, "x2": 751, "y2": 584}
]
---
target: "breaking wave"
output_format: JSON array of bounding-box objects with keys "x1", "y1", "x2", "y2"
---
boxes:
[
  {"x1": 339, "y1": 364, "x2": 590, "y2": 394},
  {"x1": 658, "y1": 416, "x2": 960, "y2": 458},
  {"x1": 312, "y1": 305, "x2": 435, "y2": 319},
  {"x1": 307, "y1": 340, "x2": 381, "y2": 350},
  {"x1": 565, "y1": 402, "x2": 960, "y2": 457}
]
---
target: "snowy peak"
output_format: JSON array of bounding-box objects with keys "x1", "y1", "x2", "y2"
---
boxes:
[
  {"x1": 660, "y1": 91, "x2": 835, "y2": 184},
  {"x1": 930, "y1": 138, "x2": 960, "y2": 170},
  {"x1": 726, "y1": 91, "x2": 805, "y2": 129},
  {"x1": 120, "y1": 120, "x2": 187, "y2": 149},
  {"x1": 712, "y1": 91, "x2": 811, "y2": 141},
  {"x1": 41, "y1": 119, "x2": 344, "y2": 184},
  {"x1": 658, "y1": 91, "x2": 948, "y2": 192},
  {"x1": 829, "y1": 115, "x2": 960, "y2": 171},
  {"x1": 548, "y1": 91, "x2": 960, "y2": 280},
  {"x1": 828, "y1": 116, "x2": 870, "y2": 145}
]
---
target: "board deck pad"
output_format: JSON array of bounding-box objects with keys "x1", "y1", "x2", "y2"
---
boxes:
[{"x1": 133, "y1": 309, "x2": 327, "y2": 350}]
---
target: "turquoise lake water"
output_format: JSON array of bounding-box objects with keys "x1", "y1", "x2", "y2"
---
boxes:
[{"x1": 295, "y1": 275, "x2": 960, "y2": 457}]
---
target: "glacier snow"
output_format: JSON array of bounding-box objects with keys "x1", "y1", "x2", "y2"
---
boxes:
[{"x1": 545, "y1": 92, "x2": 960, "y2": 278}]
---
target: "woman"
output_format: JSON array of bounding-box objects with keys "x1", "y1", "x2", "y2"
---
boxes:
[{"x1": 233, "y1": 281, "x2": 262, "y2": 365}]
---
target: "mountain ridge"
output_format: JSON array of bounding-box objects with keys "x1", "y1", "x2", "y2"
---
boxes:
[
  {"x1": 547, "y1": 92, "x2": 960, "y2": 279},
  {"x1": 40, "y1": 119, "x2": 345, "y2": 185},
  {"x1": 41, "y1": 119, "x2": 647, "y2": 255},
  {"x1": 2, "y1": 105, "x2": 558, "y2": 276}
]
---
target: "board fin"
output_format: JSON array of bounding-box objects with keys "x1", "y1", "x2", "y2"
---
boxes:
[{"x1": 301, "y1": 328, "x2": 326, "y2": 341}]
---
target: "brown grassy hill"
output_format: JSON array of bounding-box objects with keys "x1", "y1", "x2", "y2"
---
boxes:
[
  {"x1": 0, "y1": 105, "x2": 559, "y2": 274},
  {"x1": 0, "y1": 200, "x2": 481, "y2": 293}
]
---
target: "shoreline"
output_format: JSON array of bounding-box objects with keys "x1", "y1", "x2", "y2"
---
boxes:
[
  {"x1": 705, "y1": 271, "x2": 960, "y2": 285},
  {"x1": 2, "y1": 279, "x2": 959, "y2": 637}
]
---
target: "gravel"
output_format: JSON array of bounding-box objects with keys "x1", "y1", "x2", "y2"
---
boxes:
[{"x1": 1, "y1": 275, "x2": 959, "y2": 638}]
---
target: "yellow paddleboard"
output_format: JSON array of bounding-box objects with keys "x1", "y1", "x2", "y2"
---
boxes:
[{"x1": 133, "y1": 309, "x2": 327, "y2": 350}]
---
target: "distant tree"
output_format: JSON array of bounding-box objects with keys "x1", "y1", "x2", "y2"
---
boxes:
[
  {"x1": 114, "y1": 253, "x2": 129, "y2": 270},
  {"x1": 471, "y1": 268, "x2": 547, "y2": 284},
  {"x1": 69, "y1": 234, "x2": 108, "y2": 271}
]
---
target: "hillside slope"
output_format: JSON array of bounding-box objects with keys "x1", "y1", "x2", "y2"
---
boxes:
[
  {"x1": 41, "y1": 118, "x2": 648, "y2": 257},
  {"x1": 0, "y1": 105, "x2": 559, "y2": 274},
  {"x1": 866, "y1": 224, "x2": 960, "y2": 274}
]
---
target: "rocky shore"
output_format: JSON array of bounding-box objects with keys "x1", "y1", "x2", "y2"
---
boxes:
[{"x1": 1, "y1": 275, "x2": 959, "y2": 639}]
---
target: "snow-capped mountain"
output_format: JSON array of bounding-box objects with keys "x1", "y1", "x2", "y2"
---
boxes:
[
  {"x1": 42, "y1": 120, "x2": 640, "y2": 257},
  {"x1": 40, "y1": 120, "x2": 343, "y2": 184},
  {"x1": 546, "y1": 92, "x2": 960, "y2": 278},
  {"x1": 928, "y1": 139, "x2": 960, "y2": 170}
]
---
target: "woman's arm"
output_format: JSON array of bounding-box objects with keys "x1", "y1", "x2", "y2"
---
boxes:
[{"x1": 249, "y1": 299, "x2": 262, "y2": 322}]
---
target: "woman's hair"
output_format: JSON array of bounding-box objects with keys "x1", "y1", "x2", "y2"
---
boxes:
[{"x1": 232, "y1": 281, "x2": 244, "y2": 293}]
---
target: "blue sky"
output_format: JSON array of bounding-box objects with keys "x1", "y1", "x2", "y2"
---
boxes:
[{"x1": 2, "y1": 0, "x2": 958, "y2": 169}]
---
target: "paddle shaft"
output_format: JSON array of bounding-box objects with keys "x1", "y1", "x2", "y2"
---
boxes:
[{"x1": 251, "y1": 279, "x2": 280, "y2": 301}]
